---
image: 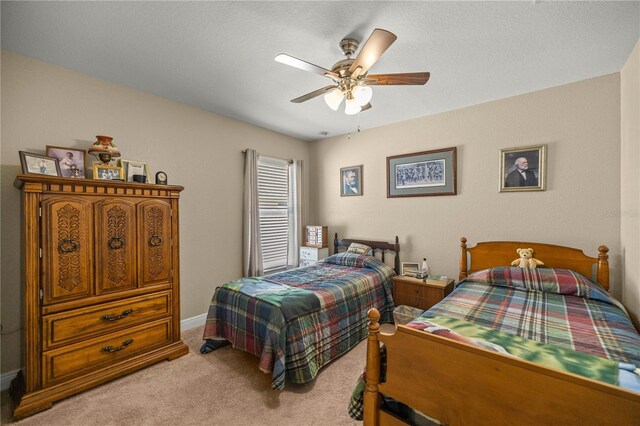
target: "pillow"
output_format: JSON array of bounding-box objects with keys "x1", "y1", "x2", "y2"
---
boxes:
[{"x1": 346, "y1": 242, "x2": 372, "y2": 255}]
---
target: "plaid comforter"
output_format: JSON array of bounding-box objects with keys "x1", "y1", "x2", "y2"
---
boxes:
[
  {"x1": 203, "y1": 253, "x2": 395, "y2": 389},
  {"x1": 348, "y1": 267, "x2": 640, "y2": 420},
  {"x1": 426, "y1": 267, "x2": 640, "y2": 365}
]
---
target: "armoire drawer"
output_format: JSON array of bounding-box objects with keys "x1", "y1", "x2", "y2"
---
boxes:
[
  {"x1": 42, "y1": 291, "x2": 172, "y2": 350},
  {"x1": 42, "y1": 318, "x2": 172, "y2": 387}
]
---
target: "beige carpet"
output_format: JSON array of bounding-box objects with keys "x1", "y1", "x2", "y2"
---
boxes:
[{"x1": 1, "y1": 326, "x2": 363, "y2": 425}]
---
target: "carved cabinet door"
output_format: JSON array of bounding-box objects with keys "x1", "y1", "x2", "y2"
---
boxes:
[
  {"x1": 41, "y1": 197, "x2": 93, "y2": 305},
  {"x1": 138, "y1": 200, "x2": 172, "y2": 287},
  {"x1": 95, "y1": 199, "x2": 137, "y2": 294}
]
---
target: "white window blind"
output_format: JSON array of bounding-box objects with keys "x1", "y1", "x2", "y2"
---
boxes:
[{"x1": 257, "y1": 156, "x2": 289, "y2": 274}]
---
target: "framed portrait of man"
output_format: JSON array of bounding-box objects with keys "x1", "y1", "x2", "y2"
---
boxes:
[
  {"x1": 499, "y1": 144, "x2": 546, "y2": 192},
  {"x1": 340, "y1": 165, "x2": 362, "y2": 197}
]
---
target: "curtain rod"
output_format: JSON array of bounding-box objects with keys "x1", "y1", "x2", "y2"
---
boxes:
[{"x1": 242, "y1": 149, "x2": 294, "y2": 164}]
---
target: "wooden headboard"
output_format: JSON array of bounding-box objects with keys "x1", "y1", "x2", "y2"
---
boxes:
[
  {"x1": 459, "y1": 237, "x2": 610, "y2": 290},
  {"x1": 334, "y1": 233, "x2": 400, "y2": 274}
]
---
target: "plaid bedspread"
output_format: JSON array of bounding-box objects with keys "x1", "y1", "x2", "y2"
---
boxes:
[
  {"x1": 426, "y1": 267, "x2": 640, "y2": 365},
  {"x1": 203, "y1": 253, "x2": 395, "y2": 389}
]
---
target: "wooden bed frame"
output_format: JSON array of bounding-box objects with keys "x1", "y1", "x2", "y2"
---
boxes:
[
  {"x1": 334, "y1": 233, "x2": 401, "y2": 274},
  {"x1": 363, "y1": 238, "x2": 639, "y2": 425}
]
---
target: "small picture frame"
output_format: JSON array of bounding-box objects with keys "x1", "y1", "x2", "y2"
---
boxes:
[
  {"x1": 19, "y1": 151, "x2": 61, "y2": 176},
  {"x1": 46, "y1": 146, "x2": 87, "y2": 178},
  {"x1": 119, "y1": 159, "x2": 149, "y2": 183},
  {"x1": 93, "y1": 163, "x2": 124, "y2": 181},
  {"x1": 340, "y1": 165, "x2": 363, "y2": 197},
  {"x1": 499, "y1": 144, "x2": 546, "y2": 192},
  {"x1": 387, "y1": 147, "x2": 457, "y2": 197},
  {"x1": 401, "y1": 262, "x2": 420, "y2": 277}
]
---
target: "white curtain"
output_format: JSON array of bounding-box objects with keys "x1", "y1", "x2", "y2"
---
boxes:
[
  {"x1": 243, "y1": 149, "x2": 263, "y2": 277},
  {"x1": 287, "y1": 159, "x2": 303, "y2": 269}
]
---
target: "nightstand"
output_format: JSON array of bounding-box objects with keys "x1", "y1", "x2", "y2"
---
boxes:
[
  {"x1": 299, "y1": 246, "x2": 329, "y2": 267},
  {"x1": 392, "y1": 276, "x2": 455, "y2": 310}
]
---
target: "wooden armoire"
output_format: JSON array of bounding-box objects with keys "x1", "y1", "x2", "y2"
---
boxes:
[{"x1": 11, "y1": 175, "x2": 189, "y2": 419}]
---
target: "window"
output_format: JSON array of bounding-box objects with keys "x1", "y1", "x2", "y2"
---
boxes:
[{"x1": 257, "y1": 156, "x2": 289, "y2": 274}]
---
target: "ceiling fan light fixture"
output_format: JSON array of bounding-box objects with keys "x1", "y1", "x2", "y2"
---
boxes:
[
  {"x1": 324, "y1": 88, "x2": 344, "y2": 111},
  {"x1": 352, "y1": 85, "x2": 373, "y2": 107},
  {"x1": 344, "y1": 97, "x2": 362, "y2": 115}
]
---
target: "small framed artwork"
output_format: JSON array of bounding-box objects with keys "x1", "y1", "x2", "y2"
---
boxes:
[
  {"x1": 387, "y1": 147, "x2": 457, "y2": 198},
  {"x1": 119, "y1": 159, "x2": 149, "y2": 183},
  {"x1": 19, "y1": 151, "x2": 61, "y2": 176},
  {"x1": 93, "y1": 164, "x2": 124, "y2": 181},
  {"x1": 401, "y1": 262, "x2": 420, "y2": 276},
  {"x1": 46, "y1": 146, "x2": 87, "y2": 178},
  {"x1": 340, "y1": 165, "x2": 363, "y2": 197},
  {"x1": 499, "y1": 144, "x2": 546, "y2": 192}
]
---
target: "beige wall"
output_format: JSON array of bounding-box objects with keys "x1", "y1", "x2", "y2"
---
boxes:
[
  {"x1": 0, "y1": 51, "x2": 310, "y2": 373},
  {"x1": 621, "y1": 39, "x2": 640, "y2": 326},
  {"x1": 310, "y1": 74, "x2": 622, "y2": 299}
]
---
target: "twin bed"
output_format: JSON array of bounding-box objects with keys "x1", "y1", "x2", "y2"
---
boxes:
[
  {"x1": 201, "y1": 235, "x2": 399, "y2": 390},
  {"x1": 362, "y1": 238, "x2": 640, "y2": 425},
  {"x1": 200, "y1": 235, "x2": 640, "y2": 425}
]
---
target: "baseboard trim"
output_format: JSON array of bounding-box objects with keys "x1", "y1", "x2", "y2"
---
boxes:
[
  {"x1": 180, "y1": 313, "x2": 207, "y2": 332},
  {"x1": 1, "y1": 369, "x2": 20, "y2": 392},
  {"x1": 1, "y1": 314, "x2": 208, "y2": 391}
]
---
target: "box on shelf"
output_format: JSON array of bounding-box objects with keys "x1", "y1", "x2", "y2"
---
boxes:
[{"x1": 304, "y1": 225, "x2": 328, "y2": 248}]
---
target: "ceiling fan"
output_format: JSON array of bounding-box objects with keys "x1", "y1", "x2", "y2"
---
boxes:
[{"x1": 275, "y1": 28, "x2": 430, "y2": 115}]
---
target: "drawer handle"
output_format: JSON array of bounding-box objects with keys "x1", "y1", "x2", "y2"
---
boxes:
[
  {"x1": 149, "y1": 235, "x2": 163, "y2": 247},
  {"x1": 101, "y1": 309, "x2": 134, "y2": 322},
  {"x1": 101, "y1": 338, "x2": 134, "y2": 353},
  {"x1": 58, "y1": 239, "x2": 79, "y2": 253},
  {"x1": 108, "y1": 237, "x2": 125, "y2": 250}
]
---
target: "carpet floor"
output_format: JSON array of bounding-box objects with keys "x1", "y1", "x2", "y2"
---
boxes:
[{"x1": 1, "y1": 326, "x2": 363, "y2": 425}]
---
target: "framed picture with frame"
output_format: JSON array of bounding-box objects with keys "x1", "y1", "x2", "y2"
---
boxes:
[
  {"x1": 46, "y1": 146, "x2": 87, "y2": 178},
  {"x1": 19, "y1": 151, "x2": 61, "y2": 176},
  {"x1": 119, "y1": 159, "x2": 149, "y2": 183},
  {"x1": 499, "y1": 144, "x2": 546, "y2": 192},
  {"x1": 93, "y1": 163, "x2": 124, "y2": 181},
  {"x1": 340, "y1": 165, "x2": 363, "y2": 197},
  {"x1": 387, "y1": 147, "x2": 457, "y2": 198},
  {"x1": 401, "y1": 262, "x2": 420, "y2": 277}
]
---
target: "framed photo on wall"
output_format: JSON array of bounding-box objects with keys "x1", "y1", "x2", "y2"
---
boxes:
[
  {"x1": 499, "y1": 144, "x2": 546, "y2": 192},
  {"x1": 387, "y1": 147, "x2": 457, "y2": 197},
  {"x1": 340, "y1": 165, "x2": 363, "y2": 197},
  {"x1": 19, "y1": 151, "x2": 61, "y2": 176},
  {"x1": 93, "y1": 164, "x2": 124, "y2": 181},
  {"x1": 46, "y1": 146, "x2": 87, "y2": 178}
]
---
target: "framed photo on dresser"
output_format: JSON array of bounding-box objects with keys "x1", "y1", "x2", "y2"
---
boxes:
[
  {"x1": 93, "y1": 163, "x2": 124, "y2": 180},
  {"x1": 46, "y1": 146, "x2": 87, "y2": 178},
  {"x1": 499, "y1": 144, "x2": 546, "y2": 192},
  {"x1": 19, "y1": 151, "x2": 61, "y2": 176}
]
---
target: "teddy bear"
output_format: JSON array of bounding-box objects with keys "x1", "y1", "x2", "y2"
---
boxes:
[{"x1": 511, "y1": 248, "x2": 545, "y2": 269}]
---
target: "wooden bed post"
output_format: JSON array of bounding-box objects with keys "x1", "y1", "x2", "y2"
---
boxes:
[
  {"x1": 334, "y1": 232, "x2": 339, "y2": 255},
  {"x1": 394, "y1": 236, "x2": 400, "y2": 274},
  {"x1": 459, "y1": 237, "x2": 468, "y2": 281},
  {"x1": 597, "y1": 245, "x2": 609, "y2": 290},
  {"x1": 363, "y1": 308, "x2": 381, "y2": 426}
]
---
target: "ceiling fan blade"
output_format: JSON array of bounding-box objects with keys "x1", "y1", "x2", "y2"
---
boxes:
[
  {"x1": 291, "y1": 85, "x2": 338, "y2": 103},
  {"x1": 275, "y1": 54, "x2": 339, "y2": 80},
  {"x1": 365, "y1": 72, "x2": 430, "y2": 85},
  {"x1": 360, "y1": 102, "x2": 372, "y2": 112},
  {"x1": 348, "y1": 29, "x2": 397, "y2": 76}
]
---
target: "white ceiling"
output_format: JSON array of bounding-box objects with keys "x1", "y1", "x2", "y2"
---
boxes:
[{"x1": 2, "y1": 1, "x2": 639, "y2": 141}]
